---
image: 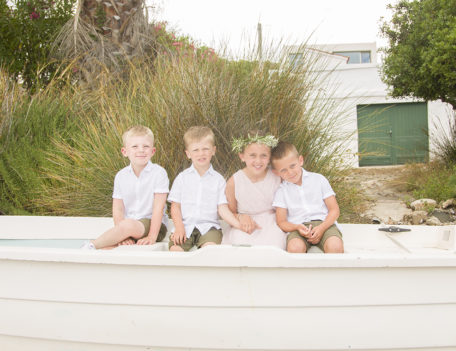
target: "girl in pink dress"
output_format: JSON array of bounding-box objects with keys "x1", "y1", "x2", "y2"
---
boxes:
[{"x1": 222, "y1": 132, "x2": 287, "y2": 249}]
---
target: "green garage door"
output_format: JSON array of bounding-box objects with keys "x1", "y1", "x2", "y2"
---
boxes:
[{"x1": 357, "y1": 102, "x2": 429, "y2": 166}]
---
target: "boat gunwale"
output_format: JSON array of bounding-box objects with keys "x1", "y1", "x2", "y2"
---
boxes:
[{"x1": 0, "y1": 244, "x2": 455, "y2": 268}]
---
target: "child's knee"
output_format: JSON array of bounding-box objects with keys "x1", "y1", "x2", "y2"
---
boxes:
[
  {"x1": 287, "y1": 238, "x2": 307, "y2": 253},
  {"x1": 118, "y1": 219, "x2": 144, "y2": 237},
  {"x1": 324, "y1": 236, "x2": 344, "y2": 253}
]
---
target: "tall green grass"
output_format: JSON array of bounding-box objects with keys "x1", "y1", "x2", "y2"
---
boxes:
[
  {"x1": 431, "y1": 108, "x2": 456, "y2": 165},
  {"x1": 0, "y1": 44, "x2": 359, "y2": 218},
  {"x1": 402, "y1": 162, "x2": 456, "y2": 203},
  {"x1": 0, "y1": 76, "x2": 79, "y2": 214}
]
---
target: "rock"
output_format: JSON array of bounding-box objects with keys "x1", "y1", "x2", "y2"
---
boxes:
[
  {"x1": 431, "y1": 209, "x2": 455, "y2": 223},
  {"x1": 386, "y1": 217, "x2": 395, "y2": 225},
  {"x1": 372, "y1": 217, "x2": 381, "y2": 224},
  {"x1": 410, "y1": 211, "x2": 428, "y2": 225},
  {"x1": 426, "y1": 216, "x2": 441, "y2": 226},
  {"x1": 441, "y1": 198, "x2": 456, "y2": 209},
  {"x1": 410, "y1": 199, "x2": 437, "y2": 211}
]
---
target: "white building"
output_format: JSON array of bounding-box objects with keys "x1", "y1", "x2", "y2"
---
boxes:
[{"x1": 284, "y1": 42, "x2": 452, "y2": 168}]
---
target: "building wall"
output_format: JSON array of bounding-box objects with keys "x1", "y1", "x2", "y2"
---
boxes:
[{"x1": 286, "y1": 43, "x2": 452, "y2": 167}]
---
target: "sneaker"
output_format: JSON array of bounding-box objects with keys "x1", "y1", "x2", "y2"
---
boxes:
[{"x1": 81, "y1": 241, "x2": 96, "y2": 250}]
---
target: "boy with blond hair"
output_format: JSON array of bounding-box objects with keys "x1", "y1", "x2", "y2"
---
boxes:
[
  {"x1": 168, "y1": 126, "x2": 242, "y2": 251},
  {"x1": 82, "y1": 125, "x2": 169, "y2": 249},
  {"x1": 271, "y1": 141, "x2": 344, "y2": 253}
]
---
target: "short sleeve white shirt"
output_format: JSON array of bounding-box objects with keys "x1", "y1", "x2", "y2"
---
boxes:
[
  {"x1": 168, "y1": 164, "x2": 227, "y2": 237},
  {"x1": 272, "y1": 168, "x2": 335, "y2": 224},
  {"x1": 112, "y1": 161, "x2": 169, "y2": 223}
]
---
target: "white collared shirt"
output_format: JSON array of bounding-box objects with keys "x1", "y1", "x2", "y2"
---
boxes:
[
  {"x1": 272, "y1": 168, "x2": 335, "y2": 224},
  {"x1": 112, "y1": 161, "x2": 169, "y2": 222},
  {"x1": 168, "y1": 164, "x2": 227, "y2": 237}
]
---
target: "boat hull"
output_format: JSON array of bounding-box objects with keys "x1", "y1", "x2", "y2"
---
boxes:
[{"x1": 0, "y1": 216, "x2": 455, "y2": 350}]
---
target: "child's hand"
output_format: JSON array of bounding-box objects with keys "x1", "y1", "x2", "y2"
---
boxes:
[
  {"x1": 239, "y1": 214, "x2": 261, "y2": 234},
  {"x1": 308, "y1": 225, "x2": 324, "y2": 244},
  {"x1": 119, "y1": 237, "x2": 136, "y2": 246},
  {"x1": 171, "y1": 230, "x2": 186, "y2": 245},
  {"x1": 137, "y1": 236, "x2": 156, "y2": 245},
  {"x1": 297, "y1": 224, "x2": 312, "y2": 238}
]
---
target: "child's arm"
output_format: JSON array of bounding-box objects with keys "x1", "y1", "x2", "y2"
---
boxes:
[
  {"x1": 276, "y1": 207, "x2": 311, "y2": 238},
  {"x1": 137, "y1": 193, "x2": 168, "y2": 245},
  {"x1": 112, "y1": 198, "x2": 125, "y2": 225},
  {"x1": 225, "y1": 176, "x2": 237, "y2": 213},
  {"x1": 308, "y1": 195, "x2": 339, "y2": 244},
  {"x1": 170, "y1": 201, "x2": 187, "y2": 245},
  {"x1": 225, "y1": 176, "x2": 259, "y2": 234},
  {"x1": 218, "y1": 204, "x2": 242, "y2": 230}
]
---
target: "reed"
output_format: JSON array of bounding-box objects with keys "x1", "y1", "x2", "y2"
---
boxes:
[{"x1": 1, "y1": 42, "x2": 360, "y2": 219}]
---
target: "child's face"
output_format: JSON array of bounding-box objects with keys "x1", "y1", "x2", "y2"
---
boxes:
[
  {"x1": 121, "y1": 135, "x2": 155, "y2": 168},
  {"x1": 272, "y1": 152, "x2": 304, "y2": 185},
  {"x1": 239, "y1": 143, "x2": 271, "y2": 176},
  {"x1": 185, "y1": 136, "x2": 216, "y2": 170}
]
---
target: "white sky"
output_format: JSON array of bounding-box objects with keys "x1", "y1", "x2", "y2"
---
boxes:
[{"x1": 152, "y1": 0, "x2": 394, "y2": 58}]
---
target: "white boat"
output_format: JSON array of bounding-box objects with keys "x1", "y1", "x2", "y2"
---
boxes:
[{"x1": 0, "y1": 215, "x2": 455, "y2": 351}]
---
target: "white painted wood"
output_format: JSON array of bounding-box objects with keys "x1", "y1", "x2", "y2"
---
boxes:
[{"x1": 0, "y1": 216, "x2": 455, "y2": 350}]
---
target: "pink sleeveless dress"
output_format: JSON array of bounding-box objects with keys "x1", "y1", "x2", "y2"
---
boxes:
[{"x1": 222, "y1": 168, "x2": 287, "y2": 249}]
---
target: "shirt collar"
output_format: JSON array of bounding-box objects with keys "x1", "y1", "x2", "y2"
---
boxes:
[
  {"x1": 284, "y1": 167, "x2": 309, "y2": 187},
  {"x1": 127, "y1": 161, "x2": 153, "y2": 173},
  {"x1": 186, "y1": 163, "x2": 215, "y2": 177}
]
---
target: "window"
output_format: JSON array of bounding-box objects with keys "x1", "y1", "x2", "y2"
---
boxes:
[{"x1": 333, "y1": 51, "x2": 371, "y2": 64}]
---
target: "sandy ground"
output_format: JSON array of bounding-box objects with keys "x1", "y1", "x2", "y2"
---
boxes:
[{"x1": 345, "y1": 165, "x2": 412, "y2": 224}]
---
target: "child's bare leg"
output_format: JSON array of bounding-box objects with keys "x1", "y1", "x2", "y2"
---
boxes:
[
  {"x1": 119, "y1": 237, "x2": 136, "y2": 245},
  {"x1": 287, "y1": 238, "x2": 307, "y2": 253},
  {"x1": 93, "y1": 219, "x2": 144, "y2": 249},
  {"x1": 201, "y1": 242, "x2": 216, "y2": 247},
  {"x1": 169, "y1": 245, "x2": 184, "y2": 252},
  {"x1": 323, "y1": 236, "x2": 344, "y2": 253}
]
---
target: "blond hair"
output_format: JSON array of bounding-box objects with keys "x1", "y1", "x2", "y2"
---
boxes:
[
  {"x1": 183, "y1": 126, "x2": 215, "y2": 148},
  {"x1": 270, "y1": 141, "x2": 299, "y2": 167},
  {"x1": 122, "y1": 125, "x2": 154, "y2": 146}
]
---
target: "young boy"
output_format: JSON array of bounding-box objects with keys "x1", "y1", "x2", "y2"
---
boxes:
[
  {"x1": 271, "y1": 141, "x2": 344, "y2": 253},
  {"x1": 168, "y1": 126, "x2": 241, "y2": 251},
  {"x1": 82, "y1": 125, "x2": 169, "y2": 249}
]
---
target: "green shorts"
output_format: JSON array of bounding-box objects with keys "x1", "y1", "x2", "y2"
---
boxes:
[
  {"x1": 168, "y1": 227, "x2": 222, "y2": 252},
  {"x1": 139, "y1": 219, "x2": 167, "y2": 242},
  {"x1": 287, "y1": 220, "x2": 342, "y2": 252}
]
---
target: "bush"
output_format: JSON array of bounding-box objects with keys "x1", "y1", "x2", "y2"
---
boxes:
[
  {"x1": 403, "y1": 162, "x2": 456, "y2": 203},
  {"x1": 0, "y1": 42, "x2": 357, "y2": 219},
  {"x1": 33, "y1": 46, "x2": 355, "y2": 216},
  {"x1": 431, "y1": 108, "x2": 456, "y2": 165},
  {"x1": 0, "y1": 0, "x2": 75, "y2": 91},
  {"x1": 0, "y1": 82, "x2": 79, "y2": 214}
]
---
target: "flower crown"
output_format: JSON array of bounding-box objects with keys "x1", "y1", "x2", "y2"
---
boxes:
[{"x1": 231, "y1": 133, "x2": 279, "y2": 153}]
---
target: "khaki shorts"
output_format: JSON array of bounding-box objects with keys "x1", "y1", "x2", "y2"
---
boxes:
[
  {"x1": 139, "y1": 219, "x2": 167, "y2": 242},
  {"x1": 287, "y1": 220, "x2": 342, "y2": 252},
  {"x1": 168, "y1": 227, "x2": 222, "y2": 251}
]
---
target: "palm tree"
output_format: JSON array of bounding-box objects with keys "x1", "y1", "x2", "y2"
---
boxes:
[{"x1": 52, "y1": 0, "x2": 157, "y2": 82}]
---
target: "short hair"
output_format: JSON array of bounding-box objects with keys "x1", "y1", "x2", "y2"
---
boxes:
[
  {"x1": 270, "y1": 141, "x2": 299, "y2": 166},
  {"x1": 122, "y1": 125, "x2": 154, "y2": 146},
  {"x1": 183, "y1": 126, "x2": 215, "y2": 148}
]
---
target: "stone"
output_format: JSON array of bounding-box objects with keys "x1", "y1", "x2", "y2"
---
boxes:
[
  {"x1": 426, "y1": 216, "x2": 441, "y2": 226},
  {"x1": 410, "y1": 199, "x2": 437, "y2": 211},
  {"x1": 386, "y1": 217, "x2": 395, "y2": 225},
  {"x1": 410, "y1": 211, "x2": 428, "y2": 225},
  {"x1": 371, "y1": 217, "x2": 381, "y2": 224},
  {"x1": 431, "y1": 210, "x2": 455, "y2": 223},
  {"x1": 441, "y1": 198, "x2": 456, "y2": 209}
]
